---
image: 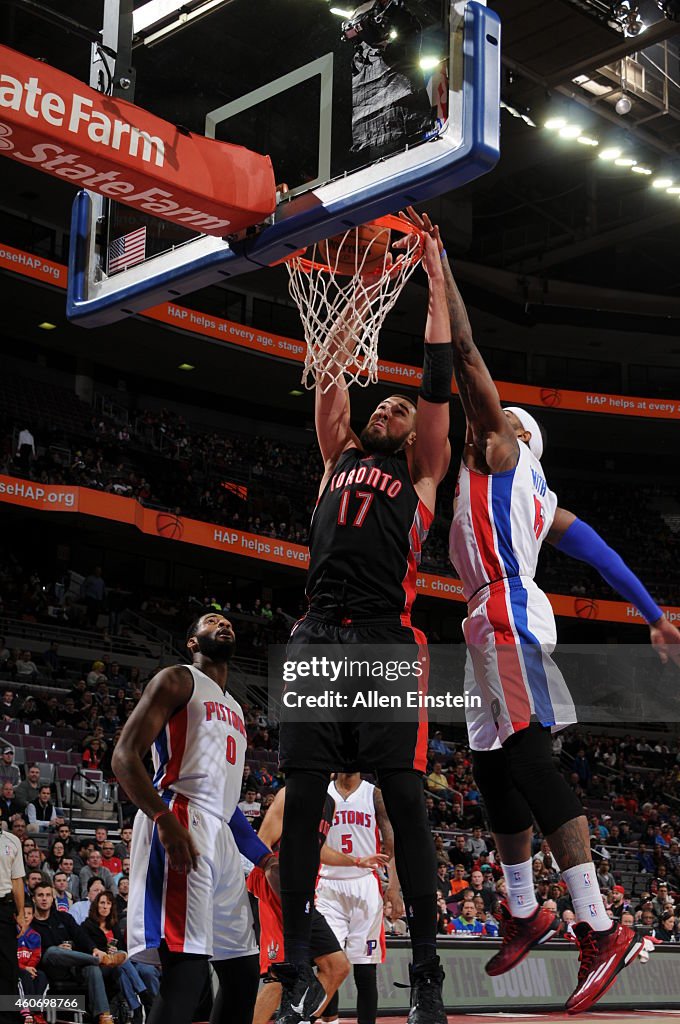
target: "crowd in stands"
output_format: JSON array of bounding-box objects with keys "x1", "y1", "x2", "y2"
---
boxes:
[
  {"x1": 2, "y1": 624, "x2": 680, "y2": 1023},
  {"x1": 3, "y1": 389, "x2": 680, "y2": 604}
]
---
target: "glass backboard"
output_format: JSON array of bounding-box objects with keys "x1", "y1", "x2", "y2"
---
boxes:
[{"x1": 67, "y1": 0, "x2": 500, "y2": 325}]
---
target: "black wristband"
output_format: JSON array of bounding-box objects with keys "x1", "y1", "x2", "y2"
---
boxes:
[{"x1": 419, "y1": 342, "x2": 453, "y2": 403}]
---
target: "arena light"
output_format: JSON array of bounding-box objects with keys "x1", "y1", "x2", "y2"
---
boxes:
[
  {"x1": 615, "y1": 157, "x2": 636, "y2": 166},
  {"x1": 598, "y1": 147, "x2": 622, "y2": 160},
  {"x1": 38, "y1": 321, "x2": 57, "y2": 330},
  {"x1": 178, "y1": 362, "x2": 195, "y2": 370},
  {"x1": 544, "y1": 118, "x2": 567, "y2": 130},
  {"x1": 631, "y1": 165, "x2": 652, "y2": 174},
  {"x1": 558, "y1": 124, "x2": 583, "y2": 139},
  {"x1": 419, "y1": 56, "x2": 442, "y2": 71},
  {"x1": 653, "y1": 177, "x2": 673, "y2": 188},
  {"x1": 577, "y1": 136, "x2": 599, "y2": 146},
  {"x1": 136, "y1": 0, "x2": 230, "y2": 44},
  {"x1": 289, "y1": 389, "x2": 304, "y2": 397},
  {"x1": 666, "y1": 186, "x2": 680, "y2": 194},
  {"x1": 330, "y1": 7, "x2": 354, "y2": 16}
]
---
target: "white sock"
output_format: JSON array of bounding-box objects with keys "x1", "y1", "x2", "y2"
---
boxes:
[
  {"x1": 502, "y1": 859, "x2": 538, "y2": 919},
  {"x1": 562, "y1": 862, "x2": 611, "y2": 932}
]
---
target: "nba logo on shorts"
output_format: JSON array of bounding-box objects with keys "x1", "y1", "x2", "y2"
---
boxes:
[
  {"x1": 365, "y1": 940, "x2": 377, "y2": 956},
  {"x1": 583, "y1": 872, "x2": 591, "y2": 887}
]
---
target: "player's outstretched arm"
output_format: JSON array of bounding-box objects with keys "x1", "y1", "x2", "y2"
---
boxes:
[
  {"x1": 405, "y1": 207, "x2": 516, "y2": 473},
  {"x1": 547, "y1": 506, "x2": 680, "y2": 665},
  {"x1": 315, "y1": 293, "x2": 366, "y2": 485},
  {"x1": 401, "y1": 212, "x2": 451, "y2": 500},
  {"x1": 111, "y1": 666, "x2": 200, "y2": 872}
]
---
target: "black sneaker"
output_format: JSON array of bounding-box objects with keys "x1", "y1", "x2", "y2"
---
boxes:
[
  {"x1": 272, "y1": 961, "x2": 327, "y2": 1024},
  {"x1": 407, "y1": 956, "x2": 447, "y2": 1024}
]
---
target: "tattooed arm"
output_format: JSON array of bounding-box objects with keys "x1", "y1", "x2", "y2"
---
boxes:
[{"x1": 438, "y1": 258, "x2": 518, "y2": 473}]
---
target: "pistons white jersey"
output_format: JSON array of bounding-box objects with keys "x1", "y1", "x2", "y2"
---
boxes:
[
  {"x1": 320, "y1": 780, "x2": 380, "y2": 880},
  {"x1": 449, "y1": 441, "x2": 558, "y2": 600},
  {"x1": 151, "y1": 664, "x2": 247, "y2": 822}
]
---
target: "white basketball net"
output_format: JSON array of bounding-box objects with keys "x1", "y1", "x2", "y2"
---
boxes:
[{"x1": 285, "y1": 222, "x2": 422, "y2": 392}]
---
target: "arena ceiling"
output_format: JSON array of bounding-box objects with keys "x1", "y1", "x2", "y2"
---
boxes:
[{"x1": 1, "y1": 0, "x2": 679, "y2": 415}]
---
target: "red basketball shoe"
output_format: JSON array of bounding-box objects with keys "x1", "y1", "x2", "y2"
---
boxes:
[
  {"x1": 566, "y1": 921, "x2": 644, "y2": 1014},
  {"x1": 485, "y1": 902, "x2": 559, "y2": 977}
]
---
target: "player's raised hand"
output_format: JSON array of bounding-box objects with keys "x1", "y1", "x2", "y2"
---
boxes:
[
  {"x1": 395, "y1": 207, "x2": 444, "y2": 280},
  {"x1": 398, "y1": 206, "x2": 444, "y2": 253},
  {"x1": 649, "y1": 614, "x2": 680, "y2": 667},
  {"x1": 356, "y1": 852, "x2": 390, "y2": 869},
  {"x1": 157, "y1": 812, "x2": 200, "y2": 872}
]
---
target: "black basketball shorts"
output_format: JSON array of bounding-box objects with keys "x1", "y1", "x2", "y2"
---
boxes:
[{"x1": 278, "y1": 613, "x2": 429, "y2": 774}]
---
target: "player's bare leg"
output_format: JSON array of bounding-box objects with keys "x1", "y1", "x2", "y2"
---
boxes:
[
  {"x1": 547, "y1": 817, "x2": 644, "y2": 1014},
  {"x1": 253, "y1": 981, "x2": 283, "y2": 1024},
  {"x1": 485, "y1": 826, "x2": 559, "y2": 977},
  {"x1": 256, "y1": 951, "x2": 349, "y2": 1024}
]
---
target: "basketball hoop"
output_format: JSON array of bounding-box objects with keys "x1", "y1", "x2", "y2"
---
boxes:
[{"x1": 285, "y1": 214, "x2": 423, "y2": 392}]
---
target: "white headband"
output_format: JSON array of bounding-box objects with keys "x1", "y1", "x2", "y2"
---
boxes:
[{"x1": 504, "y1": 406, "x2": 544, "y2": 461}]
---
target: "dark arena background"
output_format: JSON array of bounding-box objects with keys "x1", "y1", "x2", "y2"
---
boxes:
[{"x1": 1, "y1": 0, "x2": 680, "y2": 1022}]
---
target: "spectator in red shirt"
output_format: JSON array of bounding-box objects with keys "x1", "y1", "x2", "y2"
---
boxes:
[
  {"x1": 82, "y1": 738, "x2": 104, "y2": 770},
  {"x1": 100, "y1": 841, "x2": 122, "y2": 876},
  {"x1": 16, "y1": 902, "x2": 49, "y2": 1004}
]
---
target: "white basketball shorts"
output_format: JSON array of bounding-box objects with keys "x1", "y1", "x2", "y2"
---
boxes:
[
  {"x1": 128, "y1": 793, "x2": 257, "y2": 963},
  {"x1": 315, "y1": 873, "x2": 385, "y2": 964},
  {"x1": 463, "y1": 576, "x2": 577, "y2": 751}
]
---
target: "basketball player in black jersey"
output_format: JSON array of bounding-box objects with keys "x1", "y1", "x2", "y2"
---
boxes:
[{"x1": 274, "y1": 212, "x2": 452, "y2": 1024}]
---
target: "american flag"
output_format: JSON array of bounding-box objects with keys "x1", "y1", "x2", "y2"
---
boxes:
[{"x1": 107, "y1": 226, "x2": 146, "y2": 274}]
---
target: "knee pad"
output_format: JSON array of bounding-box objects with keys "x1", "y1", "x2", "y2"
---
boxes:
[
  {"x1": 503, "y1": 724, "x2": 584, "y2": 835},
  {"x1": 472, "y1": 747, "x2": 534, "y2": 835}
]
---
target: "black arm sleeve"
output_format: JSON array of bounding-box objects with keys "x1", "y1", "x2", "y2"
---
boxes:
[{"x1": 419, "y1": 343, "x2": 453, "y2": 404}]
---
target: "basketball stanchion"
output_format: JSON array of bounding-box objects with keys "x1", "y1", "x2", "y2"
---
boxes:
[{"x1": 284, "y1": 213, "x2": 423, "y2": 392}]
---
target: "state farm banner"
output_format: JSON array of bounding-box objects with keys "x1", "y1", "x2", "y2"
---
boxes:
[
  {"x1": 2, "y1": 475, "x2": 678, "y2": 626},
  {"x1": 0, "y1": 45, "x2": 275, "y2": 235}
]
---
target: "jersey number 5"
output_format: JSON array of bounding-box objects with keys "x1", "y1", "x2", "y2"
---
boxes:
[
  {"x1": 337, "y1": 490, "x2": 374, "y2": 527},
  {"x1": 341, "y1": 833, "x2": 353, "y2": 853}
]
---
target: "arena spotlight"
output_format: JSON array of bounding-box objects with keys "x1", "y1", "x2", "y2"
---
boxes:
[
  {"x1": 666, "y1": 186, "x2": 680, "y2": 194},
  {"x1": 615, "y1": 94, "x2": 632, "y2": 115},
  {"x1": 558, "y1": 124, "x2": 583, "y2": 138},
  {"x1": 598, "y1": 147, "x2": 622, "y2": 160},
  {"x1": 577, "y1": 136, "x2": 599, "y2": 146},
  {"x1": 652, "y1": 177, "x2": 673, "y2": 187},
  {"x1": 419, "y1": 56, "x2": 442, "y2": 70},
  {"x1": 611, "y1": 0, "x2": 645, "y2": 34},
  {"x1": 615, "y1": 156, "x2": 636, "y2": 166},
  {"x1": 631, "y1": 165, "x2": 652, "y2": 174},
  {"x1": 178, "y1": 363, "x2": 195, "y2": 371},
  {"x1": 544, "y1": 118, "x2": 567, "y2": 130}
]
